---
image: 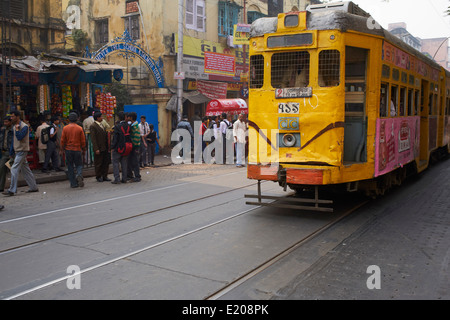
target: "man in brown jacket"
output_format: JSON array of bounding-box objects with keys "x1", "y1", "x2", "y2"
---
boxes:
[
  {"x1": 3, "y1": 111, "x2": 38, "y2": 196},
  {"x1": 90, "y1": 111, "x2": 111, "y2": 182}
]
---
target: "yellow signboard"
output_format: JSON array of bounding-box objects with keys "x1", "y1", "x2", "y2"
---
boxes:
[
  {"x1": 233, "y1": 24, "x2": 250, "y2": 45},
  {"x1": 175, "y1": 34, "x2": 248, "y2": 64}
]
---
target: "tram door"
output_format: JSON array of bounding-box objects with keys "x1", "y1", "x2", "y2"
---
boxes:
[{"x1": 344, "y1": 46, "x2": 368, "y2": 163}]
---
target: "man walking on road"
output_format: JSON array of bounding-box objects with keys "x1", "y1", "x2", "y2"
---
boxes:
[
  {"x1": 61, "y1": 112, "x2": 86, "y2": 188},
  {"x1": 90, "y1": 111, "x2": 111, "y2": 182},
  {"x1": 3, "y1": 111, "x2": 39, "y2": 196}
]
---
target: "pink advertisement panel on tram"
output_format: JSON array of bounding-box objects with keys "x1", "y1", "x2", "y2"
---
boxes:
[{"x1": 375, "y1": 117, "x2": 420, "y2": 177}]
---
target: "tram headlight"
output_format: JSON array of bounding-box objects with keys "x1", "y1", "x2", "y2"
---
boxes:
[{"x1": 282, "y1": 134, "x2": 297, "y2": 147}]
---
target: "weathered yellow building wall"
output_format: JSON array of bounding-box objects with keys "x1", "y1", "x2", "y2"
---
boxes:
[
  {"x1": 60, "y1": 0, "x2": 268, "y2": 148},
  {"x1": 0, "y1": 0, "x2": 65, "y2": 55}
]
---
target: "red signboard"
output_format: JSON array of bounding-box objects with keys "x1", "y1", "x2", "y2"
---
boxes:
[
  {"x1": 204, "y1": 52, "x2": 235, "y2": 76},
  {"x1": 197, "y1": 80, "x2": 228, "y2": 99}
]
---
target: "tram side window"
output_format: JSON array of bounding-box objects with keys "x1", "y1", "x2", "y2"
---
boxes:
[
  {"x1": 250, "y1": 55, "x2": 264, "y2": 89},
  {"x1": 399, "y1": 87, "x2": 406, "y2": 116},
  {"x1": 428, "y1": 93, "x2": 432, "y2": 115},
  {"x1": 380, "y1": 83, "x2": 388, "y2": 117},
  {"x1": 271, "y1": 51, "x2": 310, "y2": 88},
  {"x1": 415, "y1": 90, "x2": 420, "y2": 115},
  {"x1": 318, "y1": 50, "x2": 340, "y2": 87},
  {"x1": 407, "y1": 89, "x2": 414, "y2": 116},
  {"x1": 390, "y1": 85, "x2": 398, "y2": 117},
  {"x1": 433, "y1": 93, "x2": 438, "y2": 115},
  {"x1": 447, "y1": 97, "x2": 450, "y2": 115}
]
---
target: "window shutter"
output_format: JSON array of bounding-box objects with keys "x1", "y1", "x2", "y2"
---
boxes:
[
  {"x1": 186, "y1": 0, "x2": 195, "y2": 29},
  {"x1": 196, "y1": 0, "x2": 205, "y2": 32}
]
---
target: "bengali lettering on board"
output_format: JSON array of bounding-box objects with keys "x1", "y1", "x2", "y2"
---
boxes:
[{"x1": 382, "y1": 41, "x2": 439, "y2": 81}]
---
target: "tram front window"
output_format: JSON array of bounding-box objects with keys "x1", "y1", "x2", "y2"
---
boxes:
[{"x1": 271, "y1": 51, "x2": 310, "y2": 88}]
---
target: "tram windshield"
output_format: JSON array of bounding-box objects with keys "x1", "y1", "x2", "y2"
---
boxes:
[{"x1": 271, "y1": 51, "x2": 310, "y2": 88}]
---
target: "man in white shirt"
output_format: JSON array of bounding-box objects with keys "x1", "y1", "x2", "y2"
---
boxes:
[
  {"x1": 138, "y1": 115, "x2": 150, "y2": 167},
  {"x1": 219, "y1": 113, "x2": 232, "y2": 164},
  {"x1": 36, "y1": 116, "x2": 49, "y2": 167},
  {"x1": 233, "y1": 113, "x2": 247, "y2": 167}
]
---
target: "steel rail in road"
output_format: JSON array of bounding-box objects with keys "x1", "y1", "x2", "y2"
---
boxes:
[
  {"x1": 0, "y1": 171, "x2": 261, "y2": 255},
  {"x1": 205, "y1": 199, "x2": 370, "y2": 300},
  {"x1": 3, "y1": 193, "x2": 268, "y2": 300}
]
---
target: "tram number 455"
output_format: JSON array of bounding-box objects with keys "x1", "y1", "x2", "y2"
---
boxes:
[{"x1": 278, "y1": 102, "x2": 299, "y2": 114}]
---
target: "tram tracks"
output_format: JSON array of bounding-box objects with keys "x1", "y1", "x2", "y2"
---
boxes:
[
  {"x1": 1, "y1": 168, "x2": 372, "y2": 300},
  {"x1": 0, "y1": 180, "x2": 263, "y2": 255},
  {"x1": 205, "y1": 198, "x2": 370, "y2": 300}
]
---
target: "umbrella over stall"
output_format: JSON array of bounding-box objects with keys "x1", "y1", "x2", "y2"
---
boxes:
[{"x1": 206, "y1": 99, "x2": 248, "y2": 116}]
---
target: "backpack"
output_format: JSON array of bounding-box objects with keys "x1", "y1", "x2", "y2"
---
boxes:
[
  {"x1": 117, "y1": 123, "x2": 133, "y2": 157},
  {"x1": 41, "y1": 126, "x2": 50, "y2": 144},
  {"x1": 221, "y1": 120, "x2": 233, "y2": 130}
]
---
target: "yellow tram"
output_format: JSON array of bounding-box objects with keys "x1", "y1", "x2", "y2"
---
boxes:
[{"x1": 246, "y1": 1, "x2": 450, "y2": 210}]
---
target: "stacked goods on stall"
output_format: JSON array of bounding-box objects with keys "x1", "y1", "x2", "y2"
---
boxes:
[{"x1": 62, "y1": 86, "x2": 72, "y2": 118}]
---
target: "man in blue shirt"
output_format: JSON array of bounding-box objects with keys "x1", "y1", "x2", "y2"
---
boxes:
[{"x1": 3, "y1": 111, "x2": 38, "y2": 196}]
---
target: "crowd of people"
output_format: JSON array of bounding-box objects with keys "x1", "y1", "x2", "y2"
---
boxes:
[
  {"x1": 0, "y1": 109, "x2": 247, "y2": 210},
  {"x1": 0, "y1": 109, "x2": 161, "y2": 197},
  {"x1": 176, "y1": 112, "x2": 248, "y2": 167}
]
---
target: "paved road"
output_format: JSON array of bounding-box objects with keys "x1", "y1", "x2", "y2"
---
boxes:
[
  {"x1": 0, "y1": 163, "x2": 341, "y2": 300},
  {"x1": 1, "y1": 158, "x2": 448, "y2": 302},
  {"x1": 221, "y1": 157, "x2": 450, "y2": 300}
]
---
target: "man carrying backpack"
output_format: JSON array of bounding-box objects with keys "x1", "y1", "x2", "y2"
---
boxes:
[
  {"x1": 111, "y1": 111, "x2": 131, "y2": 184},
  {"x1": 36, "y1": 116, "x2": 49, "y2": 169},
  {"x1": 42, "y1": 116, "x2": 62, "y2": 173}
]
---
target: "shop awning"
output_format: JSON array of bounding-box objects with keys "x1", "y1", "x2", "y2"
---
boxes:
[
  {"x1": 206, "y1": 99, "x2": 248, "y2": 116},
  {"x1": 166, "y1": 90, "x2": 211, "y2": 112},
  {"x1": 1, "y1": 53, "x2": 125, "y2": 85}
]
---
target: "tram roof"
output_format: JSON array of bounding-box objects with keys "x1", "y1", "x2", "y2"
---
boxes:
[{"x1": 250, "y1": 2, "x2": 442, "y2": 71}]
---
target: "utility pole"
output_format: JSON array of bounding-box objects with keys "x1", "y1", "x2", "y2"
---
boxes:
[{"x1": 177, "y1": 0, "x2": 184, "y2": 124}]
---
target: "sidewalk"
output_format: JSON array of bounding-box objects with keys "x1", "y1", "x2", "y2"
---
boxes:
[{"x1": 9, "y1": 153, "x2": 174, "y2": 189}]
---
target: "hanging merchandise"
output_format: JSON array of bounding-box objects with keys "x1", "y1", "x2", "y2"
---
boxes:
[
  {"x1": 62, "y1": 85, "x2": 73, "y2": 118},
  {"x1": 96, "y1": 91, "x2": 103, "y2": 113},
  {"x1": 95, "y1": 91, "x2": 116, "y2": 120},
  {"x1": 39, "y1": 85, "x2": 45, "y2": 113},
  {"x1": 105, "y1": 93, "x2": 115, "y2": 120},
  {"x1": 86, "y1": 83, "x2": 91, "y2": 108},
  {"x1": 51, "y1": 93, "x2": 62, "y2": 115}
]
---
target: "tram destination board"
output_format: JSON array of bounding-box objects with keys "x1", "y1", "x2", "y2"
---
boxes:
[{"x1": 275, "y1": 87, "x2": 312, "y2": 99}]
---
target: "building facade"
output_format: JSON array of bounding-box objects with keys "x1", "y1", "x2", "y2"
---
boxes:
[
  {"x1": 62, "y1": 0, "x2": 270, "y2": 147},
  {"x1": 0, "y1": 0, "x2": 66, "y2": 56},
  {"x1": 1, "y1": 0, "x2": 66, "y2": 115}
]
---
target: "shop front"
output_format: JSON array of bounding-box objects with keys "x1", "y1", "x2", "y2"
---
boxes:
[
  {"x1": 171, "y1": 35, "x2": 249, "y2": 126},
  {"x1": 2, "y1": 54, "x2": 124, "y2": 169}
]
